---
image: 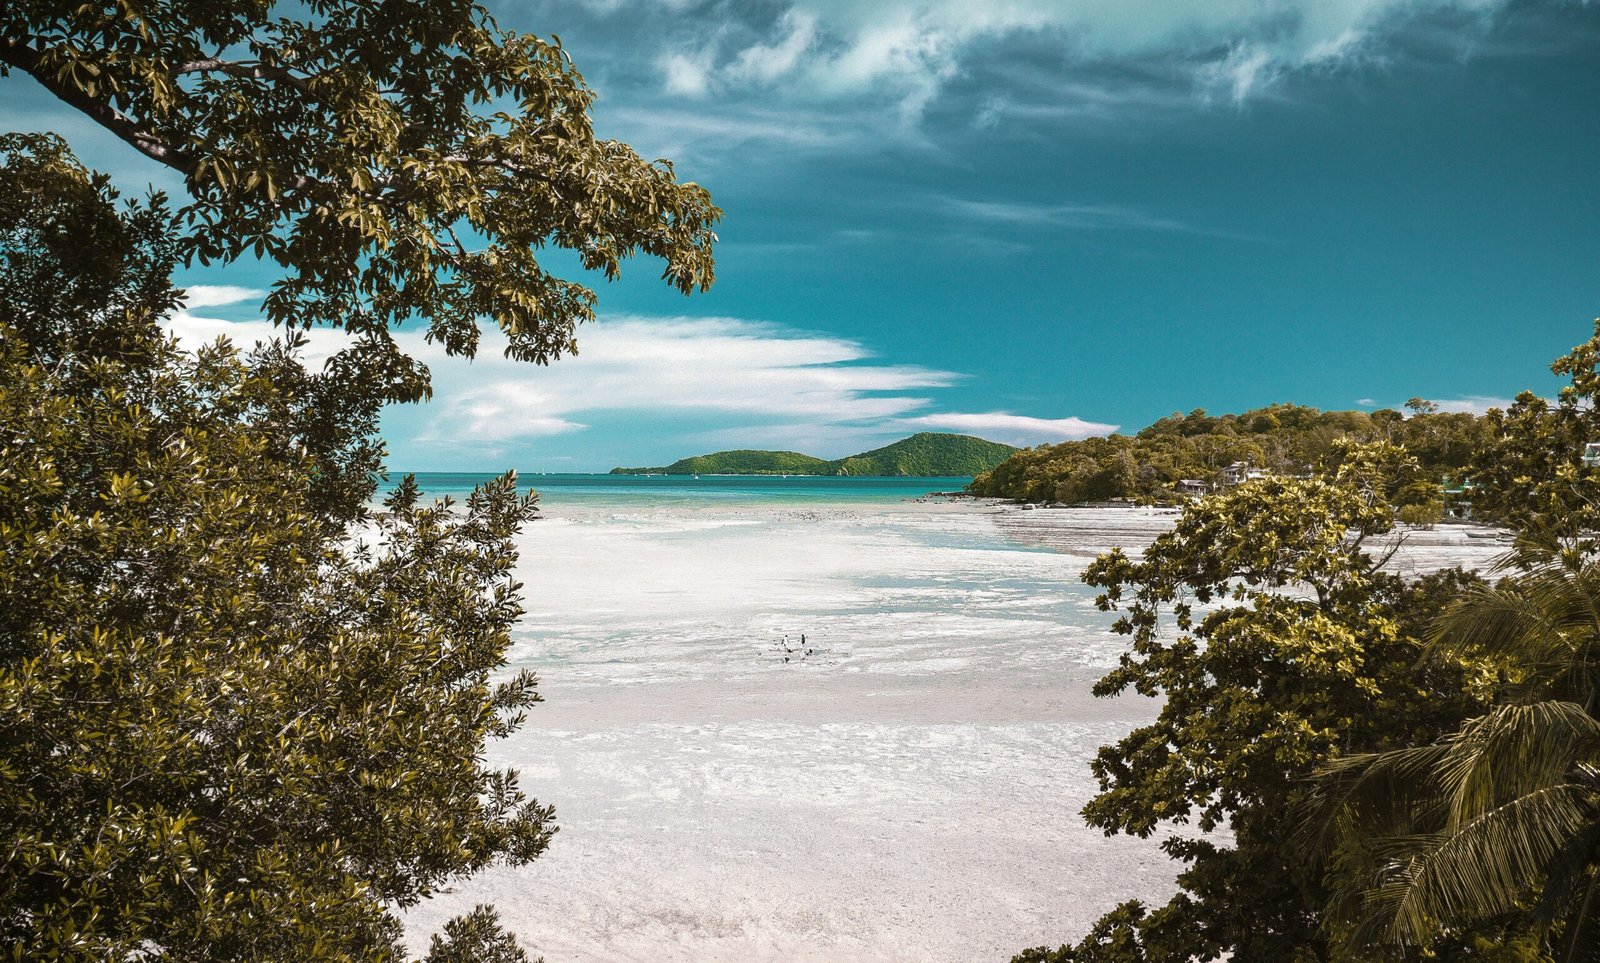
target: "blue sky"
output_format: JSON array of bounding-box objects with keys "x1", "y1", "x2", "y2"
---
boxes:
[{"x1": 6, "y1": 0, "x2": 1600, "y2": 470}]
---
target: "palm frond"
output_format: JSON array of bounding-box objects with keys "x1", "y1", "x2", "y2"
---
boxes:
[
  {"x1": 1432, "y1": 538, "x2": 1600, "y2": 706},
  {"x1": 1300, "y1": 743, "x2": 1453, "y2": 856},
  {"x1": 1435, "y1": 702, "x2": 1600, "y2": 829},
  {"x1": 1377, "y1": 783, "x2": 1600, "y2": 942}
]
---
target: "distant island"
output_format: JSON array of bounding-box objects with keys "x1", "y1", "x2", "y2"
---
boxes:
[{"x1": 611, "y1": 432, "x2": 1018, "y2": 476}]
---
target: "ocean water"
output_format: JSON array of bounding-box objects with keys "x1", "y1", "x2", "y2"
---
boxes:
[{"x1": 393, "y1": 472, "x2": 976, "y2": 508}]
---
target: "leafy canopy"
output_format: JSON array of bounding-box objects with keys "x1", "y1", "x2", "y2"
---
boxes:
[
  {"x1": 1467, "y1": 320, "x2": 1600, "y2": 541},
  {"x1": 2, "y1": 0, "x2": 721, "y2": 400},
  {"x1": 0, "y1": 133, "x2": 549, "y2": 961},
  {"x1": 1015, "y1": 445, "x2": 1509, "y2": 962},
  {"x1": 1302, "y1": 328, "x2": 1600, "y2": 961},
  {"x1": 1303, "y1": 534, "x2": 1600, "y2": 961}
]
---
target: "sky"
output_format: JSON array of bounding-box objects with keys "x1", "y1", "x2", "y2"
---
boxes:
[{"x1": 6, "y1": 0, "x2": 1600, "y2": 470}]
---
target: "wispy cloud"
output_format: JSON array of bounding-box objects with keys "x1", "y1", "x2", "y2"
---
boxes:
[
  {"x1": 408, "y1": 316, "x2": 959, "y2": 446},
  {"x1": 943, "y1": 198, "x2": 1192, "y2": 232},
  {"x1": 595, "y1": 0, "x2": 1536, "y2": 126},
  {"x1": 180, "y1": 284, "x2": 266, "y2": 309},
  {"x1": 158, "y1": 307, "x2": 1117, "y2": 461},
  {"x1": 727, "y1": 10, "x2": 818, "y2": 83},
  {"x1": 938, "y1": 197, "x2": 1267, "y2": 242},
  {"x1": 164, "y1": 309, "x2": 351, "y2": 367},
  {"x1": 893, "y1": 411, "x2": 1117, "y2": 446},
  {"x1": 1417, "y1": 395, "x2": 1517, "y2": 416},
  {"x1": 658, "y1": 49, "x2": 715, "y2": 97}
]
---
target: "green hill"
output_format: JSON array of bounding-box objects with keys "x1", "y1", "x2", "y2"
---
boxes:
[
  {"x1": 827, "y1": 433, "x2": 1018, "y2": 476},
  {"x1": 613, "y1": 449, "x2": 830, "y2": 475},
  {"x1": 611, "y1": 432, "x2": 1017, "y2": 476}
]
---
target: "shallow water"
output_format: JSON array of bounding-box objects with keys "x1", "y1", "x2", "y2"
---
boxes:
[{"x1": 396, "y1": 471, "x2": 978, "y2": 507}]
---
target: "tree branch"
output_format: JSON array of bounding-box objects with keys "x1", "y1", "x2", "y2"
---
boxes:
[
  {"x1": 175, "y1": 57, "x2": 312, "y2": 94},
  {"x1": 1, "y1": 40, "x2": 197, "y2": 177}
]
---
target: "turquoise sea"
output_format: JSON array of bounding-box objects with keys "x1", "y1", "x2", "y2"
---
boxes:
[{"x1": 394, "y1": 472, "x2": 974, "y2": 506}]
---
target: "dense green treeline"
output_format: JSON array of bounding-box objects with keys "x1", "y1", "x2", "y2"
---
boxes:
[{"x1": 970, "y1": 402, "x2": 1487, "y2": 508}]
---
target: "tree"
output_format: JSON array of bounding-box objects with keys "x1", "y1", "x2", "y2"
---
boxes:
[
  {"x1": 1012, "y1": 448, "x2": 1504, "y2": 962},
  {"x1": 2, "y1": 1, "x2": 723, "y2": 952},
  {"x1": 1468, "y1": 321, "x2": 1600, "y2": 541},
  {"x1": 2, "y1": 0, "x2": 721, "y2": 404},
  {"x1": 1306, "y1": 535, "x2": 1600, "y2": 962},
  {"x1": 0, "y1": 132, "x2": 551, "y2": 959}
]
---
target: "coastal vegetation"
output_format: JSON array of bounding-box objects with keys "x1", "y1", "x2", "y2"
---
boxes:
[
  {"x1": 0, "y1": 0, "x2": 717, "y2": 955},
  {"x1": 1016, "y1": 325, "x2": 1600, "y2": 963},
  {"x1": 611, "y1": 431, "x2": 1016, "y2": 476},
  {"x1": 1, "y1": 139, "x2": 551, "y2": 957},
  {"x1": 970, "y1": 401, "x2": 1485, "y2": 511}
]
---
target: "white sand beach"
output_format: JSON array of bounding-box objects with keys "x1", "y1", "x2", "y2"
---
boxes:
[{"x1": 401, "y1": 501, "x2": 1511, "y2": 963}]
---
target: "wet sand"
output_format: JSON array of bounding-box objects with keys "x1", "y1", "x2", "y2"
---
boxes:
[{"x1": 401, "y1": 503, "x2": 1508, "y2": 962}]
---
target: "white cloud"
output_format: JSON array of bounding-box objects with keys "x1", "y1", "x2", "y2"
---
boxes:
[
  {"x1": 154, "y1": 308, "x2": 1120, "y2": 459},
  {"x1": 893, "y1": 411, "x2": 1117, "y2": 446},
  {"x1": 163, "y1": 311, "x2": 352, "y2": 367},
  {"x1": 937, "y1": 196, "x2": 1267, "y2": 242},
  {"x1": 639, "y1": 0, "x2": 1525, "y2": 120},
  {"x1": 943, "y1": 198, "x2": 1190, "y2": 232},
  {"x1": 408, "y1": 316, "x2": 963, "y2": 445},
  {"x1": 728, "y1": 10, "x2": 818, "y2": 82},
  {"x1": 1417, "y1": 395, "x2": 1516, "y2": 415},
  {"x1": 603, "y1": 105, "x2": 864, "y2": 162},
  {"x1": 660, "y1": 49, "x2": 715, "y2": 96},
  {"x1": 180, "y1": 284, "x2": 265, "y2": 308},
  {"x1": 1201, "y1": 44, "x2": 1280, "y2": 103}
]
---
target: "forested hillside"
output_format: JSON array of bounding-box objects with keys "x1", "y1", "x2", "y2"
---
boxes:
[
  {"x1": 969, "y1": 402, "x2": 1486, "y2": 504},
  {"x1": 612, "y1": 450, "x2": 831, "y2": 475},
  {"x1": 830, "y1": 433, "x2": 1017, "y2": 476}
]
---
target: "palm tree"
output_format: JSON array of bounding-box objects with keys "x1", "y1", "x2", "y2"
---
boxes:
[{"x1": 1305, "y1": 534, "x2": 1600, "y2": 961}]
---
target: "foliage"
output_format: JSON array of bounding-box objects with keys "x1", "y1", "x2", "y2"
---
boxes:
[
  {"x1": 1466, "y1": 321, "x2": 1600, "y2": 540},
  {"x1": 0, "y1": 135, "x2": 550, "y2": 959},
  {"x1": 611, "y1": 432, "x2": 1018, "y2": 476},
  {"x1": 1013, "y1": 449, "x2": 1503, "y2": 962},
  {"x1": 2, "y1": 0, "x2": 725, "y2": 952},
  {"x1": 1397, "y1": 502, "x2": 1445, "y2": 528},
  {"x1": 970, "y1": 403, "x2": 1488, "y2": 506},
  {"x1": 2, "y1": 0, "x2": 721, "y2": 402},
  {"x1": 1297, "y1": 327, "x2": 1600, "y2": 962},
  {"x1": 423, "y1": 906, "x2": 532, "y2": 963},
  {"x1": 1307, "y1": 536, "x2": 1600, "y2": 961}
]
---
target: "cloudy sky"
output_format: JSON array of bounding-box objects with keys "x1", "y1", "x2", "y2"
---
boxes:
[{"x1": 8, "y1": 0, "x2": 1600, "y2": 470}]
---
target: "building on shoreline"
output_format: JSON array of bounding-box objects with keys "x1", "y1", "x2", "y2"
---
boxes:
[{"x1": 1214, "y1": 461, "x2": 1270, "y2": 489}]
